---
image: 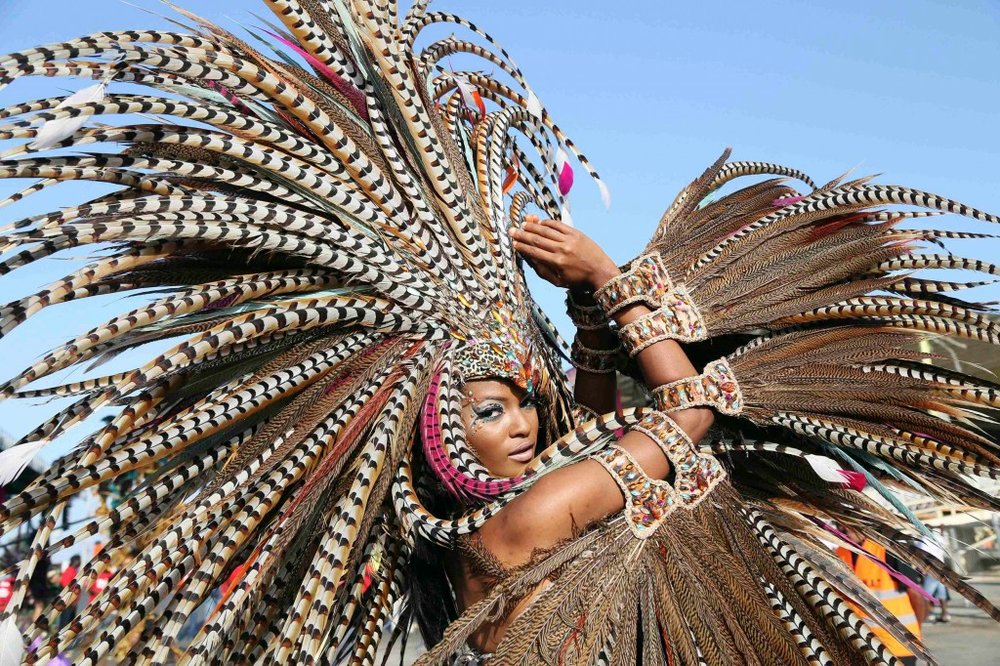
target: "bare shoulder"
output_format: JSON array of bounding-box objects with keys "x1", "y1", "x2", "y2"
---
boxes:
[{"x1": 477, "y1": 458, "x2": 623, "y2": 567}]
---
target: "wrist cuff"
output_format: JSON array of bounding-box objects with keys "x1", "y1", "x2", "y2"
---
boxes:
[
  {"x1": 652, "y1": 359, "x2": 743, "y2": 415},
  {"x1": 570, "y1": 335, "x2": 623, "y2": 375}
]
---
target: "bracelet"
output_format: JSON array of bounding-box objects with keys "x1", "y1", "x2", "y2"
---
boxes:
[
  {"x1": 570, "y1": 336, "x2": 622, "y2": 375},
  {"x1": 590, "y1": 413, "x2": 727, "y2": 539},
  {"x1": 632, "y1": 411, "x2": 726, "y2": 507},
  {"x1": 593, "y1": 253, "x2": 708, "y2": 356},
  {"x1": 652, "y1": 359, "x2": 743, "y2": 415},
  {"x1": 565, "y1": 291, "x2": 610, "y2": 331},
  {"x1": 617, "y1": 285, "x2": 706, "y2": 355},
  {"x1": 591, "y1": 445, "x2": 676, "y2": 539},
  {"x1": 593, "y1": 253, "x2": 671, "y2": 316}
]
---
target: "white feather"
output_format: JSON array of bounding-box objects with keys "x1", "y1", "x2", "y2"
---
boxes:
[
  {"x1": 596, "y1": 179, "x2": 611, "y2": 209},
  {"x1": 0, "y1": 440, "x2": 47, "y2": 487},
  {"x1": 0, "y1": 617, "x2": 25, "y2": 666},
  {"x1": 526, "y1": 89, "x2": 543, "y2": 119},
  {"x1": 29, "y1": 81, "x2": 107, "y2": 151},
  {"x1": 804, "y1": 454, "x2": 846, "y2": 483},
  {"x1": 559, "y1": 202, "x2": 574, "y2": 228}
]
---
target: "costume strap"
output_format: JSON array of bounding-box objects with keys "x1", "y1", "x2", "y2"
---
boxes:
[
  {"x1": 652, "y1": 358, "x2": 744, "y2": 415},
  {"x1": 592, "y1": 411, "x2": 726, "y2": 539},
  {"x1": 565, "y1": 290, "x2": 610, "y2": 331},
  {"x1": 570, "y1": 335, "x2": 622, "y2": 374},
  {"x1": 593, "y1": 253, "x2": 708, "y2": 355}
]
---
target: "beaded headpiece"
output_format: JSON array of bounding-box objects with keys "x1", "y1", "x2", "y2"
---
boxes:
[{"x1": 453, "y1": 306, "x2": 544, "y2": 394}]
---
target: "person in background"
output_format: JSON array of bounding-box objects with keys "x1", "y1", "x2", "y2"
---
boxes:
[
  {"x1": 919, "y1": 536, "x2": 952, "y2": 623},
  {"x1": 57, "y1": 555, "x2": 81, "y2": 629},
  {"x1": 836, "y1": 528, "x2": 923, "y2": 666}
]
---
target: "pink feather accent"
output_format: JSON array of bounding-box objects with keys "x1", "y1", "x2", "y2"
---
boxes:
[
  {"x1": 204, "y1": 80, "x2": 256, "y2": 117},
  {"x1": 420, "y1": 373, "x2": 523, "y2": 500},
  {"x1": 262, "y1": 29, "x2": 369, "y2": 120},
  {"x1": 555, "y1": 148, "x2": 574, "y2": 196},
  {"x1": 838, "y1": 470, "x2": 867, "y2": 491},
  {"x1": 772, "y1": 195, "x2": 806, "y2": 207}
]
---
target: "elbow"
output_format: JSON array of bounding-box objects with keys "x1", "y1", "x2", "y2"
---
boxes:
[{"x1": 690, "y1": 407, "x2": 714, "y2": 442}]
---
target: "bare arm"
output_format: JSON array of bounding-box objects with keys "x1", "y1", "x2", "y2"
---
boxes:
[
  {"x1": 569, "y1": 288, "x2": 619, "y2": 416},
  {"x1": 482, "y1": 221, "x2": 713, "y2": 565},
  {"x1": 520, "y1": 214, "x2": 618, "y2": 416}
]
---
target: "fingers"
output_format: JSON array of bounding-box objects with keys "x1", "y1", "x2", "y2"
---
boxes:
[
  {"x1": 511, "y1": 237, "x2": 559, "y2": 265},
  {"x1": 536, "y1": 217, "x2": 574, "y2": 236},
  {"x1": 523, "y1": 220, "x2": 566, "y2": 243},
  {"x1": 511, "y1": 226, "x2": 561, "y2": 253},
  {"x1": 520, "y1": 214, "x2": 570, "y2": 238}
]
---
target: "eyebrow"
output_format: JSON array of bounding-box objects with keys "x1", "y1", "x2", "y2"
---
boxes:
[{"x1": 473, "y1": 394, "x2": 509, "y2": 402}]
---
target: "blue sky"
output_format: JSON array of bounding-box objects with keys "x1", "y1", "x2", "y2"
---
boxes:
[{"x1": 0, "y1": 0, "x2": 998, "y2": 489}]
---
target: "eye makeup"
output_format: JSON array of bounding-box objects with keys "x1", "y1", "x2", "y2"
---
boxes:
[{"x1": 471, "y1": 401, "x2": 504, "y2": 422}]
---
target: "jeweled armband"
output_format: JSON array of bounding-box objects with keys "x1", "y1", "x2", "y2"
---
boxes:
[
  {"x1": 617, "y1": 285, "x2": 706, "y2": 353},
  {"x1": 632, "y1": 411, "x2": 726, "y2": 507},
  {"x1": 592, "y1": 445, "x2": 676, "y2": 539},
  {"x1": 592, "y1": 412, "x2": 727, "y2": 538},
  {"x1": 566, "y1": 291, "x2": 610, "y2": 331},
  {"x1": 652, "y1": 358, "x2": 744, "y2": 415},
  {"x1": 593, "y1": 253, "x2": 708, "y2": 356},
  {"x1": 570, "y1": 335, "x2": 623, "y2": 375},
  {"x1": 593, "y1": 253, "x2": 672, "y2": 316}
]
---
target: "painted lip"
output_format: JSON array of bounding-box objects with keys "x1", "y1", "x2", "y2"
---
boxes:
[{"x1": 508, "y1": 440, "x2": 535, "y2": 463}]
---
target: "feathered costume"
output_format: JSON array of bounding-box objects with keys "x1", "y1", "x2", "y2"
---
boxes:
[{"x1": 0, "y1": 2, "x2": 998, "y2": 665}]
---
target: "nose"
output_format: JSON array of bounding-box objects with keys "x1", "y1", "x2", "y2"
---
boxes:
[{"x1": 509, "y1": 405, "x2": 533, "y2": 438}]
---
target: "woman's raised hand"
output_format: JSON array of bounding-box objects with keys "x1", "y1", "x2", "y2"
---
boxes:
[{"x1": 510, "y1": 215, "x2": 620, "y2": 291}]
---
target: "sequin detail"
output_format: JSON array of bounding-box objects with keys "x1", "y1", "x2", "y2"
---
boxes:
[
  {"x1": 652, "y1": 358, "x2": 744, "y2": 415},
  {"x1": 565, "y1": 291, "x2": 610, "y2": 331},
  {"x1": 593, "y1": 445, "x2": 676, "y2": 539},
  {"x1": 594, "y1": 253, "x2": 671, "y2": 316},
  {"x1": 618, "y1": 285, "x2": 707, "y2": 354},
  {"x1": 633, "y1": 412, "x2": 726, "y2": 507},
  {"x1": 570, "y1": 335, "x2": 623, "y2": 374},
  {"x1": 455, "y1": 304, "x2": 542, "y2": 392}
]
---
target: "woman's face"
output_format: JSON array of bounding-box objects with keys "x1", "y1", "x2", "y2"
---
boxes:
[{"x1": 460, "y1": 378, "x2": 540, "y2": 478}]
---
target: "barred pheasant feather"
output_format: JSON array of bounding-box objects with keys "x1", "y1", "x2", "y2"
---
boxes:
[{"x1": 0, "y1": 2, "x2": 997, "y2": 665}]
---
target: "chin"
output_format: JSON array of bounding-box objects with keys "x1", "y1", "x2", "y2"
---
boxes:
[{"x1": 502, "y1": 461, "x2": 531, "y2": 478}]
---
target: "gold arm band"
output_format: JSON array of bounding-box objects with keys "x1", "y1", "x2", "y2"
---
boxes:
[
  {"x1": 652, "y1": 358, "x2": 744, "y2": 415},
  {"x1": 593, "y1": 253, "x2": 672, "y2": 316},
  {"x1": 591, "y1": 444, "x2": 676, "y2": 539},
  {"x1": 566, "y1": 290, "x2": 611, "y2": 331},
  {"x1": 617, "y1": 285, "x2": 706, "y2": 355},
  {"x1": 570, "y1": 335, "x2": 623, "y2": 375}
]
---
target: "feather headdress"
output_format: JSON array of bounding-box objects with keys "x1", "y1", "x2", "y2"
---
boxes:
[{"x1": 0, "y1": 2, "x2": 610, "y2": 661}]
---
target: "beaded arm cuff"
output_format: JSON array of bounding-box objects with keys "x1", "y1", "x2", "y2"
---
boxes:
[
  {"x1": 570, "y1": 336, "x2": 622, "y2": 375},
  {"x1": 617, "y1": 285, "x2": 706, "y2": 354},
  {"x1": 632, "y1": 411, "x2": 725, "y2": 507},
  {"x1": 566, "y1": 291, "x2": 610, "y2": 331},
  {"x1": 593, "y1": 253, "x2": 708, "y2": 356},
  {"x1": 593, "y1": 253, "x2": 671, "y2": 316},
  {"x1": 652, "y1": 358, "x2": 744, "y2": 415},
  {"x1": 591, "y1": 412, "x2": 726, "y2": 539},
  {"x1": 592, "y1": 445, "x2": 676, "y2": 539}
]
